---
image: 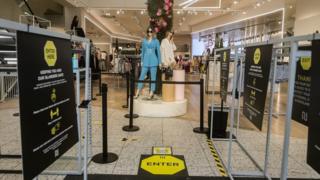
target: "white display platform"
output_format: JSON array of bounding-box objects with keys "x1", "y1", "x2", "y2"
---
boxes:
[{"x1": 133, "y1": 97, "x2": 187, "y2": 117}]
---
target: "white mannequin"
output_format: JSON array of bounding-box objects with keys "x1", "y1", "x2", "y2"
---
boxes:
[{"x1": 161, "y1": 31, "x2": 177, "y2": 67}]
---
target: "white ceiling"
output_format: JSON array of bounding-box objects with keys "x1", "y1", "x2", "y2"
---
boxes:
[{"x1": 65, "y1": 0, "x2": 295, "y2": 41}]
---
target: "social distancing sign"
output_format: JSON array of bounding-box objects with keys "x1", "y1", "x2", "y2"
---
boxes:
[{"x1": 138, "y1": 155, "x2": 188, "y2": 176}]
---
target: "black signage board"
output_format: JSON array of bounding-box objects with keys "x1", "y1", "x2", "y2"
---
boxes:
[
  {"x1": 17, "y1": 31, "x2": 78, "y2": 180},
  {"x1": 243, "y1": 45, "x2": 272, "y2": 130},
  {"x1": 220, "y1": 50, "x2": 230, "y2": 101},
  {"x1": 291, "y1": 56, "x2": 311, "y2": 126},
  {"x1": 307, "y1": 40, "x2": 320, "y2": 174}
]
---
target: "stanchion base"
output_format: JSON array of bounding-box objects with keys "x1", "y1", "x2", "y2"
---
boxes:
[
  {"x1": 193, "y1": 127, "x2": 209, "y2": 134},
  {"x1": 13, "y1": 113, "x2": 20, "y2": 117},
  {"x1": 122, "y1": 125, "x2": 139, "y2": 132},
  {"x1": 122, "y1": 105, "x2": 128, "y2": 108},
  {"x1": 96, "y1": 93, "x2": 102, "y2": 96},
  {"x1": 124, "y1": 114, "x2": 139, "y2": 118},
  {"x1": 92, "y1": 153, "x2": 118, "y2": 164}
]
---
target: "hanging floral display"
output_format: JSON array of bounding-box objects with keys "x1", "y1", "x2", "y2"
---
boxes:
[{"x1": 147, "y1": 0, "x2": 174, "y2": 41}]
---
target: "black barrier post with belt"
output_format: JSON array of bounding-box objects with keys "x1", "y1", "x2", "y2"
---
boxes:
[
  {"x1": 92, "y1": 83, "x2": 119, "y2": 164},
  {"x1": 193, "y1": 78, "x2": 209, "y2": 134},
  {"x1": 96, "y1": 70, "x2": 102, "y2": 96},
  {"x1": 122, "y1": 59, "x2": 140, "y2": 132},
  {"x1": 122, "y1": 72, "x2": 129, "y2": 108}
]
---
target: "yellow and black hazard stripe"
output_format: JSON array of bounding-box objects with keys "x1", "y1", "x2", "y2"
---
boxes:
[{"x1": 207, "y1": 139, "x2": 228, "y2": 177}]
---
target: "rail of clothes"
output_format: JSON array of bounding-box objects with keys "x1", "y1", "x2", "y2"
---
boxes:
[{"x1": 175, "y1": 55, "x2": 208, "y2": 74}]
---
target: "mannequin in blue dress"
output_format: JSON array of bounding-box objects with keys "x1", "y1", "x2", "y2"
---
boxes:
[{"x1": 135, "y1": 28, "x2": 161, "y2": 99}]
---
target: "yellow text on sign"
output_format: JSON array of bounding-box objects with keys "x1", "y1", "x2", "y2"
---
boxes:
[{"x1": 141, "y1": 155, "x2": 185, "y2": 175}]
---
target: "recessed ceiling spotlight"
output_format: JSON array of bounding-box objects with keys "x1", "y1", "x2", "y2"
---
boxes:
[
  {"x1": 116, "y1": 10, "x2": 120, "y2": 15},
  {"x1": 141, "y1": 10, "x2": 144, "y2": 15},
  {"x1": 226, "y1": 7, "x2": 231, "y2": 10},
  {"x1": 179, "y1": 22, "x2": 183, "y2": 26},
  {"x1": 194, "y1": 11, "x2": 198, "y2": 15},
  {"x1": 242, "y1": 11, "x2": 247, "y2": 15},
  {"x1": 289, "y1": 5, "x2": 293, "y2": 9},
  {"x1": 233, "y1": 0, "x2": 239, "y2": 5},
  {"x1": 177, "y1": 10, "x2": 181, "y2": 14},
  {"x1": 256, "y1": 2, "x2": 261, "y2": 7},
  {"x1": 209, "y1": 12, "x2": 213, "y2": 16}
]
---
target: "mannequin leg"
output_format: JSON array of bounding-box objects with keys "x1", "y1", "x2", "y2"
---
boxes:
[
  {"x1": 150, "y1": 66, "x2": 157, "y2": 94},
  {"x1": 136, "y1": 66, "x2": 148, "y2": 97}
]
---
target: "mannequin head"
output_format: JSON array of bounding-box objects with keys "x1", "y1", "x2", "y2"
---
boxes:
[
  {"x1": 165, "y1": 31, "x2": 174, "y2": 40},
  {"x1": 146, "y1": 28, "x2": 154, "y2": 38}
]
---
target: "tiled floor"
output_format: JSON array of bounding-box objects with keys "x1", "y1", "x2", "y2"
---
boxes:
[{"x1": 0, "y1": 74, "x2": 319, "y2": 179}]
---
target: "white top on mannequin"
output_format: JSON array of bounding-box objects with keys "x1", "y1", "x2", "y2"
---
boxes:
[{"x1": 160, "y1": 38, "x2": 177, "y2": 66}]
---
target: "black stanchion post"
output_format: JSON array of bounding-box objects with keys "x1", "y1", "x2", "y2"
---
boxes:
[
  {"x1": 91, "y1": 74, "x2": 97, "y2": 101},
  {"x1": 96, "y1": 70, "x2": 102, "y2": 96},
  {"x1": 193, "y1": 78, "x2": 209, "y2": 134},
  {"x1": 122, "y1": 72, "x2": 129, "y2": 108},
  {"x1": 124, "y1": 59, "x2": 139, "y2": 119},
  {"x1": 123, "y1": 59, "x2": 139, "y2": 132},
  {"x1": 92, "y1": 83, "x2": 118, "y2": 164}
]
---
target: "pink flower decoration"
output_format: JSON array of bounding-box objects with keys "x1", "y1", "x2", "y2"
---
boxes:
[
  {"x1": 155, "y1": 27, "x2": 159, "y2": 32},
  {"x1": 165, "y1": 0, "x2": 170, "y2": 3},
  {"x1": 164, "y1": 5, "x2": 169, "y2": 10}
]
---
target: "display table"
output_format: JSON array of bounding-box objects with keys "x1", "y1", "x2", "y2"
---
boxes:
[{"x1": 133, "y1": 98, "x2": 187, "y2": 117}]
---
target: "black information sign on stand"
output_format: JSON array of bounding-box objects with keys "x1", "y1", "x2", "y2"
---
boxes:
[
  {"x1": 220, "y1": 50, "x2": 230, "y2": 101},
  {"x1": 17, "y1": 31, "x2": 78, "y2": 180},
  {"x1": 307, "y1": 40, "x2": 320, "y2": 174},
  {"x1": 243, "y1": 44, "x2": 272, "y2": 130},
  {"x1": 292, "y1": 56, "x2": 311, "y2": 126}
]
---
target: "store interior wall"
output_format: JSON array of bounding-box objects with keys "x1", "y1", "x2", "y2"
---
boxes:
[
  {"x1": 0, "y1": 0, "x2": 23, "y2": 22},
  {"x1": 294, "y1": 0, "x2": 320, "y2": 35}
]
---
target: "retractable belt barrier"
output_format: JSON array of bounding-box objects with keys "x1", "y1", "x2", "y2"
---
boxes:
[{"x1": 130, "y1": 78, "x2": 207, "y2": 134}]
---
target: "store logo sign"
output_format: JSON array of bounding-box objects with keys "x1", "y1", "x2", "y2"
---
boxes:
[
  {"x1": 300, "y1": 56, "x2": 311, "y2": 71},
  {"x1": 44, "y1": 41, "x2": 57, "y2": 67},
  {"x1": 253, "y1": 48, "x2": 261, "y2": 65}
]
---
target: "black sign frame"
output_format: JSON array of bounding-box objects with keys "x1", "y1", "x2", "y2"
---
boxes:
[
  {"x1": 17, "y1": 31, "x2": 79, "y2": 180},
  {"x1": 243, "y1": 44, "x2": 273, "y2": 130},
  {"x1": 220, "y1": 49, "x2": 231, "y2": 101}
]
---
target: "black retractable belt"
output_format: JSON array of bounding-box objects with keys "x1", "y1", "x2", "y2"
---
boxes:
[
  {"x1": 92, "y1": 83, "x2": 118, "y2": 164},
  {"x1": 193, "y1": 78, "x2": 209, "y2": 134}
]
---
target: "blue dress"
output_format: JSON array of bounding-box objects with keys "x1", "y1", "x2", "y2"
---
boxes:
[{"x1": 138, "y1": 38, "x2": 161, "y2": 92}]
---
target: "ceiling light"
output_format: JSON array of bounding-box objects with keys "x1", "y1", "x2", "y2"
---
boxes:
[
  {"x1": 141, "y1": 10, "x2": 144, "y2": 15},
  {"x1": 226, "y1": 7, "x2": 231, "y2": 10},
  {"x1": 209, "y1": 12, "x2": 213, "y2": 16},
  {"x1": 177, "y1": 10, "x2": 181, "y2": 14},
  {"x1": 233, "y1": 0, "x2": 239, "y2": 5},
  {"x1": 242, "y1": 11, "x2": 247, "y2": 15},
  {"x1": 289, "y1": 5, "x2": 293, "y2": 9},
  {"x1": 179, "y1": 22, "x2": 183, "y2": 26},
  {"x1": 116, "y1": 10, "x2": 120, "y2": 15},
  {"x1": 256, "y1": 2, "x2": 261, "y2": 7}
]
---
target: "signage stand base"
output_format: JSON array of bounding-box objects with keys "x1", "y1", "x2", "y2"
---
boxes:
[
  {"x1": 124, "y1": 114, "x2": 139, "y2": 118},
  {"x1": 92, "y1": 153, "x2": 118, "y2": 164},
  {"x1": 193, "y1": 127, "x2": 209, "y2": 134},
  {"x1": 122, "y1": 125, "x2": 139, "y2": 132}
]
